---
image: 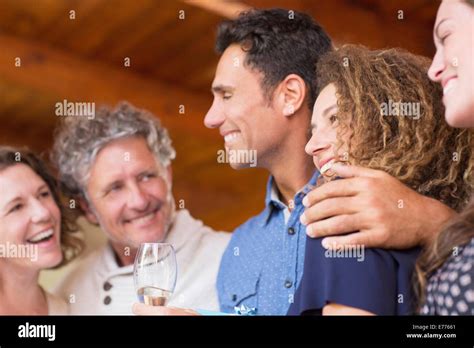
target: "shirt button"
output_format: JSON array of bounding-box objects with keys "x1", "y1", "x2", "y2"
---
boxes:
[
  {"x1": 103, "y1": 296, "x2": 112, "y2": 305},
  {"x1": 287, "y1": 227, "x2": 295, "y2": 235},
  {"x1": 284, "y1": 280, "x2": 293, "y2": 288},
  {"x1": 231, "y1": 294, "x2": 237, "y2": 301},
  {"x1": 103, "y1": 282, "x2": 112, "y2": 291}
]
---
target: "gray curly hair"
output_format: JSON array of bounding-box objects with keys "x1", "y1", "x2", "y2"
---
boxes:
[{"x1": 51, "y1": 102, "x2": 176, "y2": 197}]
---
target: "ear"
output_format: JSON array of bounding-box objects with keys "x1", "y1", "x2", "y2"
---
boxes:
[
  {"x1": 275, "y1": 74, "x2": 307, "y2": 117},
  {"x1": 79, "y1": 196, "x2": 99, "y2": 225}
]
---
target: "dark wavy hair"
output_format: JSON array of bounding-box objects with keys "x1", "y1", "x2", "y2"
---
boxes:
[
  {"x1": 216, "y1": 8, "x2": 332, "y2": 109},
  {"x1": 0, "y1": 146, "x2": 83, "y2": 267}
]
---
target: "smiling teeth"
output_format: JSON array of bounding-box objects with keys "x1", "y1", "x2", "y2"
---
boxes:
[
  {"x1": 321, "y1": 159, "x2": 336, "y2": 174},
  {"x1": 224, "y1": 132, "x2": 239, "y2": 143},
  {"x1": 444, "y1": 79, "x2": 456, "y2": 95},
  {"x1": 131, "y1": 212, "x2": 155, "y2": 224},
  {"x1": 28, "y1": 229, "x2": 53, "y2": 243}
]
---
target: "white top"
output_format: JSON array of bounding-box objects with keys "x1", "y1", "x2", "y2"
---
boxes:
[
  {"x1": 46, "y1": 291, "x2": 69, "y2": 315},
  {"x1": 53, "y1": 209, "x2": 230, "y2": 314}
]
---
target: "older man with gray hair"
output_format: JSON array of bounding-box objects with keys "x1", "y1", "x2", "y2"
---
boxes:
[{"x1": 51, "y1": 102, "x2": 230, "y2": 314}]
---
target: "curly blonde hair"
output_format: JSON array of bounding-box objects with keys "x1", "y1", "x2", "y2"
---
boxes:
[{"x1": 316, "y1": 45, "x2": 474, "y2": 211}]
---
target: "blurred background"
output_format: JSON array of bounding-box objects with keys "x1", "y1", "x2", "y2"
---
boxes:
[{"x1": 0, "y1": 0, "x2": 439, "y2": 285}]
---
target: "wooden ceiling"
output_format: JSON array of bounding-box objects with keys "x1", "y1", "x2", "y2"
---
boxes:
[{"x1": 0, "y1": 0, "x2": 439, "y2": 231}]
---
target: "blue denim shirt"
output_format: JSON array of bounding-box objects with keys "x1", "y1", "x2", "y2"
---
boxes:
[{"x1": 216, "y1": 172, "x2": 319, "y2": 315}]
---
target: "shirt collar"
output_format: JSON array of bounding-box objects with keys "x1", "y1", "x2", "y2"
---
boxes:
[
  {"x1": 267, "y1": 177, "x2": 287, "y2": 209},
  {"x1": 261, "y1": 171, "x2": 319, "y2": 226}
]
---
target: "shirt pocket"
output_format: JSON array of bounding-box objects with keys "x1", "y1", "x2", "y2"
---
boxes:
[{"x1": 221, "y1": 272, "x2": 260, "y2": 314}]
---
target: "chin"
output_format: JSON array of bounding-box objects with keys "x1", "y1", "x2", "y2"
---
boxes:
[
  {"x1": 37, "y1": 252, "x2": 63, "y2": 269},
  {"x1": 229, "y1": 161, "x2": 251, "y2": 170},
  {"x1": 131, "y1": 228, "x2": 167, "y2": 246},
  {"x1": 446, "y1": 104, "x2": 474, "y2": 128}
]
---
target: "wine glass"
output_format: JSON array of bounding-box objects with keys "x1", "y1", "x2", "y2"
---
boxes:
[{"x1": 133, "y1": 243, "x2": 177, "y2": 306}]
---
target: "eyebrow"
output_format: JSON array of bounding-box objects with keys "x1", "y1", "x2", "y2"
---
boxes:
[
  {"x1": 138, "y1": 167, "x2": 160, "y2": 177},
  {"x1": 101, "y1": 166, "x2": 159, "y2": 193},
  {"x1": 211, "y1": 85, "x2": 235, "y2": 94},
  {"x1": 434, "y1": 18, "x2": 450, "y2": 39},
  {"x1": 102, "y1": 179, "x2": 122, "y2": 193},
  {"x1": 2, "y1": 184, "x2": 48, "y2": 211},
  {"x1": 2, "y1": 197, "x2": 21, "y2": 212},
  {"x1": 310, "y1": 104, "x2": 338, "y2": 130},
  {"x1": 322, "y1": 104, "x2": 338, "y2": 117}
]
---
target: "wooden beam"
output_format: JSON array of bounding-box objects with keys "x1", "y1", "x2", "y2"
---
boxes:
[
  {"x1": 0, "y1": 33, "x2": 217, "y2": 139},
  {"x1": 0, "y1": 32, "x2": 269, "y2": 233}
]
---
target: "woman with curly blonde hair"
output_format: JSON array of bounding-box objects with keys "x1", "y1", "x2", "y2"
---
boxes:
[
  {"x1": 288, "y1": 44, "x2": 473, "y2": 315},
  {"x1": 0, "y1": 147, "x2": 83, "y2": 314}
]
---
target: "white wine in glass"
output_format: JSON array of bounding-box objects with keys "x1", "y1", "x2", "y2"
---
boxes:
[{"x1": 133, "y1": 243, "x2": 177, "y2": 306}]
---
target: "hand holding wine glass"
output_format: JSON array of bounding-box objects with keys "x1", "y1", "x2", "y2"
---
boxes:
[{"x1": 133, "y1": 243, "x2": 177, "y2": 306}]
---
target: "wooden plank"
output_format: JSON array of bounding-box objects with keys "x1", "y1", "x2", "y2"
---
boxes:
[
  {"x1": 0, "y1": 33, "x2": 268, "y2": 231},
  {"x1": 0, "y1": 33, "x2": 217, "y2": 139}
]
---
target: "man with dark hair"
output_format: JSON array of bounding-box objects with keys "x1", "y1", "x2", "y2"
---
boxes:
[
  {"x1": 204, "y1": 8, "x2": 332, "y2": 314},
  {"x1": 214, "y1": 8, "x2": 331, "y2": 111}
]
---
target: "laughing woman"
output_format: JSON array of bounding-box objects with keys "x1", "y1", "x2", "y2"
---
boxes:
[
  {"x1": 0, "y1": 147, "x2": 83, "y2": 315},
  {"x1": 288, "y1": 45, "x2": 473, "y2": 315}
]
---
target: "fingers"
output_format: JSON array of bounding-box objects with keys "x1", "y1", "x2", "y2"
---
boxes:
[
  {"x1": 132, "y1": 303, "x2": 199, "y2": 316},
  {"x1": 180, "y1": 308, "x2": 200, "y2": 315},
  {"x1": 305, "y1": 213, "x2": 361, "y2": 238},
  {"x1": 133, "y1": 303, "x2": 168, "y2": 315},
  {"x1": 300, "y1": 196, "x2": 359, "y2": 225},
  {"x1": 330, "y1": 162, "x2": 380, "y2": 179},
  {"x1": 320, "y1": 230, "x2": 379, "y2": 250},
  {"x1": 303, "y1": 178, "x2": 360, "y2": 207},
  {"x1": 303, "y1": 166, "x2": 384, "y2": 207}
]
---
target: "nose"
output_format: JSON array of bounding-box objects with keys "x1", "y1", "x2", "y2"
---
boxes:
[
  {"x1": 305, "y1": 133, "x2": 330, "y2": 157},
  {"x1": 428, "y1": 49, "x2": 445, "y2": 83},
  {"x1": 128, "y1": 183, "x2": 149, "y2": 211},
  {"x1": 30, "y1": 198, "x2": 53, "y2": 224},
  {"x1": 204, "y1": 100, "x2": 225, "y2": 129}
]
